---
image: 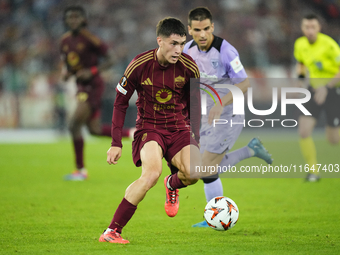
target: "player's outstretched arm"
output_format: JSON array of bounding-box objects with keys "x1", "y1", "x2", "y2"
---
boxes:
[{"x1": 107, "y1": 146, "x2": 122, "y2": 165}]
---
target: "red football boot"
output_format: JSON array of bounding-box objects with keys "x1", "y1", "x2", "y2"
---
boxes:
[
  {"x1": 164, "y1": 175, "x2": 179, "y2": 217},
  {"x1": 99, "y1": 228, "x2": 129, "y2": 244}
]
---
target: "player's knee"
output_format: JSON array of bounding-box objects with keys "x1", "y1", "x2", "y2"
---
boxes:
[
  {"x1": 140, "y1": 170, "x2": 162, "y2": 190},
  {"x1": 186, "y1": 177, "x2": 199, "y2": 185},
  {"x1": 180, "y1": 169, "x2": 199, "y2": 185}
]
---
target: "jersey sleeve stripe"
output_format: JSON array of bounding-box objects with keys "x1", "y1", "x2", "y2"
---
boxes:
[
  {"x1": 179, "y1": 57, "x2": 200, "y2": 78},
  {"x1": 80, "y1": 30, "x2": 102, "y2": 46},
  {"x1": 125, "y1": 56, "x2": 154, "y2": 78},
  {"x1": 125, "y1": 51, "x2": 153, "y2": 72},
  {"x1": 179, "y1": 58, "x2": 195, "y2": 74},
  {"x1": 179, "y1": 55, "x2": 200, "y2": 77},
  {"x1": 125, "y1": 52, "x2": 154, "y2": 78},
  {"x1": 60, "y1": 31, "x2": 71, "y2": 40}
]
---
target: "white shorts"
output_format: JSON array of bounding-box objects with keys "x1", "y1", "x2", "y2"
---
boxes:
[{"x1": 200, "y1": 114, "x2": 244, "y2": 154}]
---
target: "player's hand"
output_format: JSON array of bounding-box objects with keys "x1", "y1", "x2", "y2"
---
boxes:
[
  {"x1": 76, "y1": 69, "x2": 93, "y2": 81},
  {"x1": 208, "y1": 104, "x2": 224, "y2": 125},
  {"x1": 107, "y1": 146, "x2": 122, "y2": 165},
  {"x1": 314, "y1": 86, "x2": 328, "y2": 105}
]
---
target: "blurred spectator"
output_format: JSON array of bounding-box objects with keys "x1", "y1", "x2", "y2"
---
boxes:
[{"x1": 0, "y1": 0, "x2": 339, "y2": 128}]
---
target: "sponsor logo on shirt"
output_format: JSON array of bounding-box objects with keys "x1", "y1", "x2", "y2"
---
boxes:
[
  {"x1": 67, "y1": 51, "x2": 80, "y2": 67},
  {"x1": 155, "y1": 88, "x2": 172, "y2": 103},
  {"x1": 153, "y1": 103, "x2": 175, "y2": 111}
]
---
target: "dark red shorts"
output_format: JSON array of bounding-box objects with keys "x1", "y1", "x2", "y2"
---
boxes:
[
  {"x1": 76, "y1": 75, "x2": 105, "y2": 118},
  {"x1": 132, "y1": 128, "x2": 198, "y2": 167}
]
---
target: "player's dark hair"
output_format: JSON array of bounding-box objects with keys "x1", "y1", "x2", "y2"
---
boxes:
[
  {"x1": 303, "y1": 13, "x2": 319, "y2": 21},
  {"x1": 63, "y1": 5, "x2": 88, "y2": 28},
  {"x1": 156, "y1": 17, "x2": 186, "y2": 38},
  {"x1": 188, "y1": 7, "x2": 212, "y2": 26}
]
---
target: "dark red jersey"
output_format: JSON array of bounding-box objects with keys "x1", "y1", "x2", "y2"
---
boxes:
[
  {"x1": 59, "y1": 28, "x2": 108, "y2": 85},
  {"x1": 111, "y1": 49, "x2": 201, "y2": 148}
]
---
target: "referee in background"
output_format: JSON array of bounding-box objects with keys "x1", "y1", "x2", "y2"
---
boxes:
[{"x1": 294, "y1": 14, "x2": 340, "y2": 181}]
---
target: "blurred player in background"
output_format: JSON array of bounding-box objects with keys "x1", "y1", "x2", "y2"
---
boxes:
[
  {"x1": 294, "y1": 14, "x2": 340, "y2": 182},
  {"x1": 99, "y1": 17, "x2": 201, "y2": 244},
  {"x1": 184, "y1": 7, "x2": 273, "y2": 227},
  {"x1": 60, "y1": 5, "x2": 134, "y2": 181}
]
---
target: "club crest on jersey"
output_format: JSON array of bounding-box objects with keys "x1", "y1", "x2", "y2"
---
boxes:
[
  {"x1": 211, "y1": 59, "x2": 219, "y2": 69},
  {"x1": 142, "y1": 133, "x2": 147, "y2": 141},
  {"x1": 175, "y1": 75, "x2": 185, "y2": 88},
  {"x1": 155, "y1": 89, "x2": 172, "y2": 103}
]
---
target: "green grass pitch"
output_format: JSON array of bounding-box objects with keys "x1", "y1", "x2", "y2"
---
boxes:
[{"x1": 0, "y1": 131, "x2": 339, "y2": 254}]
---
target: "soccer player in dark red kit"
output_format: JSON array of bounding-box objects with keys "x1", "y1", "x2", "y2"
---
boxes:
[
  {"x1": 60, "y1": 5, "x2": 133, "y2": 181},
  {"x1": 99, "y1": 17, "x2": 201, "y2": 244}
]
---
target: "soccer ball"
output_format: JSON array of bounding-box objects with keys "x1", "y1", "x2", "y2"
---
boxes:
[{"x1": 204, "y1": 196, "x2": 239, "y2": 231}]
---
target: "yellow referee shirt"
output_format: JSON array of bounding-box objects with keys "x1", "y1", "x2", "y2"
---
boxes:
[{"x1": 294, "y1": 33, "x2": 340, "y2": 88}]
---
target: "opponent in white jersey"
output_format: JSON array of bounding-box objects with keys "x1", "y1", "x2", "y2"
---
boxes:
[{"x1": 184, "y1": 7, "x2": 273, "y2": 228}]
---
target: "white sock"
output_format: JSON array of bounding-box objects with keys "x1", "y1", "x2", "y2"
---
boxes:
[
  {"x1": 104, "y1": 228, "x2": 114, "y2": 234},
  {"x1": 78, "y1": 168, "x2": 87, "y2": 173},
  {"x1": 166, "y1": 175, "x2": 174, "y2": 191},
  {"x1": 204, "y1": 178, "x2": 223, "y2": 202}
]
